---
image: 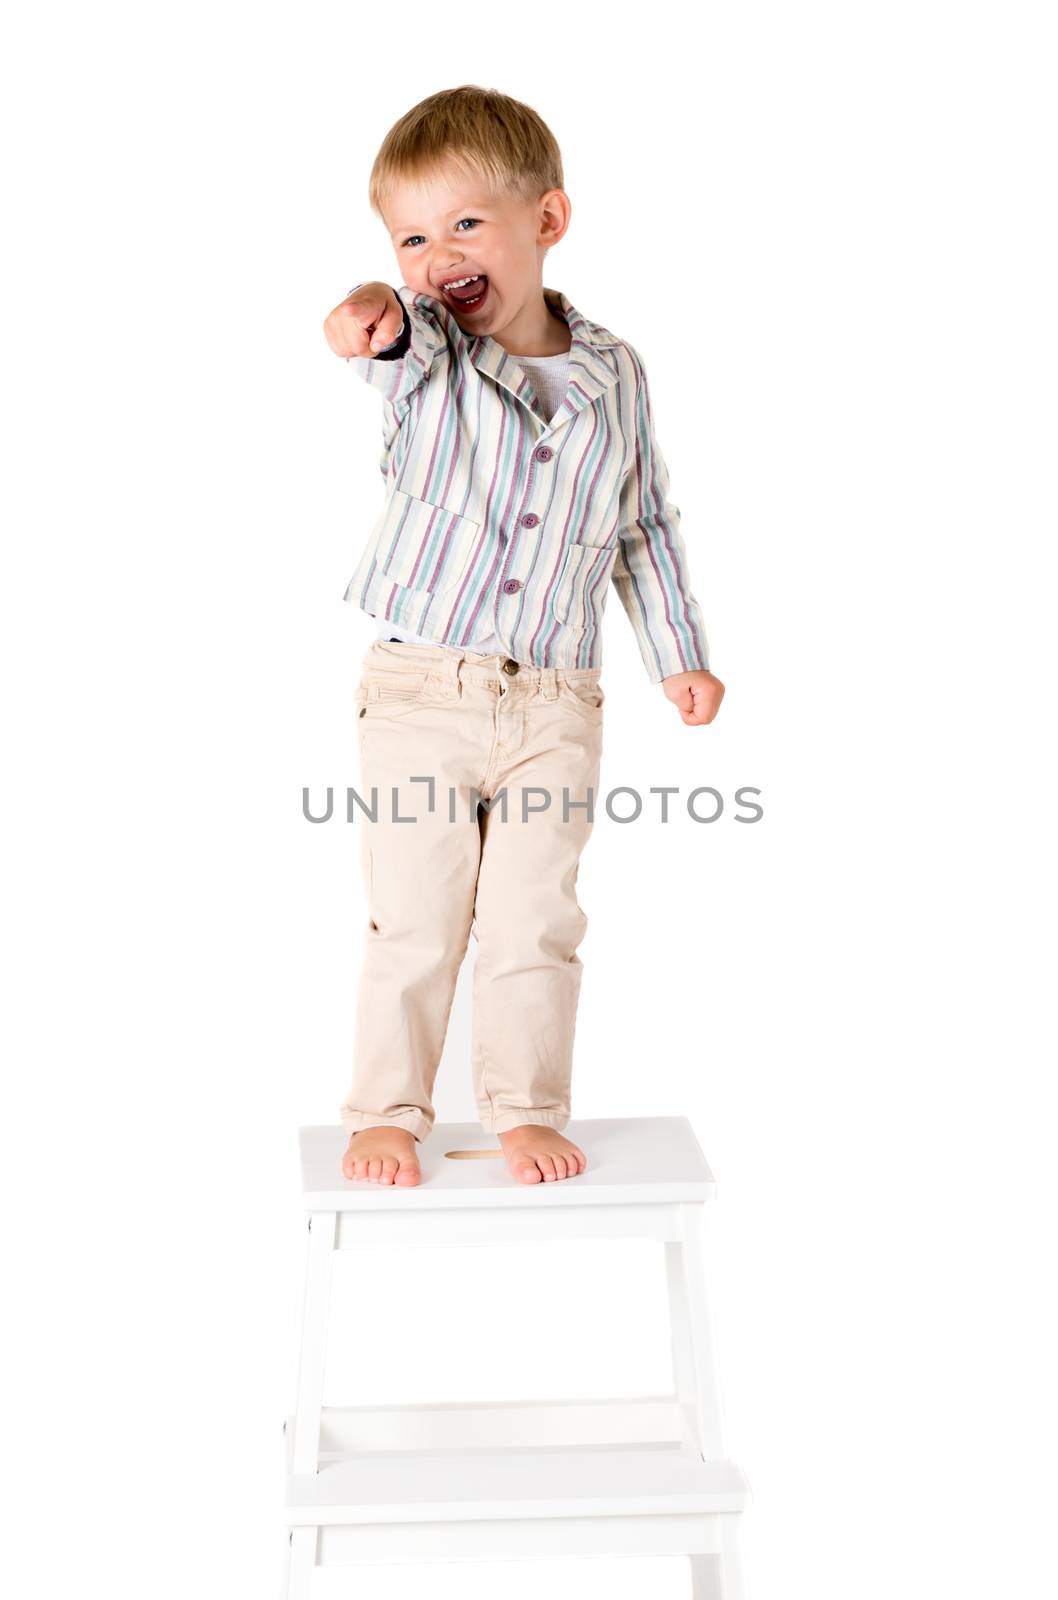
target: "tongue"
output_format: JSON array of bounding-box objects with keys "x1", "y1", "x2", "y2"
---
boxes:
[{"x1": 449, "y1": 276, "x2": 486, "y2": 303}]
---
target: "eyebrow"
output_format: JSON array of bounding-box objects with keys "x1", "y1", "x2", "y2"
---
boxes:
[{"x1": 389, "y1": 202, "x2": 496, "y2": 237}]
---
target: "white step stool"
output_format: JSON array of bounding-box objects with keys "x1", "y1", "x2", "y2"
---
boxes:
[{"x1": 283, "y1": 1116, "x2": 751, "y2": 1597}]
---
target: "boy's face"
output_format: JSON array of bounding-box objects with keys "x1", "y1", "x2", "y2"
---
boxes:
[{"x1": 380, "y1": 162, "x2": 568, "y2": 336}]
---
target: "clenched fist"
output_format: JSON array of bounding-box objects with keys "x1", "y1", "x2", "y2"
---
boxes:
[
  {"x1": 661, "y1": 670, "x2": 726, "y2": 726},
  {"x1": 323, "y1": 282, "x2": 405, "y2": 358}
]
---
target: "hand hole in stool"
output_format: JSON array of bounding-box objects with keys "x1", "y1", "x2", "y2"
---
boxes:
[{"x1": 444, "y1": 1148, "x2": 504, "y2": 1160}]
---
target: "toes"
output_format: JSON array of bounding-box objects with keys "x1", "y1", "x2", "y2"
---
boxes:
[
  {"x1": 515, "y1": 1157, "x2": 543, "y2": 1184},
  {"x1": 539, "y1": 1148, "x2": 586, "y2": 1180},
  {"x1": 342, "y1": 1141, "x2": 368, "y2": 1182},
  {"x1": 343, "y1": 1143, "x2": 422, "y2": 1185}
]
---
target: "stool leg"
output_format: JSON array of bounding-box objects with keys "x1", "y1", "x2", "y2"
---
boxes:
[
  {"x1": 689, "y1": 1552, "x2": 723, "y2": 1599},
  {"x1": 292, "y1": 1209, "x2": 336, "y2": 1474},
  {"x1": 689, "y1": 1518, "x2": 748, "y2": 1599},
  {"x1": 667, "y1": 1201, "x2": 727, "y2": 1459},
  {"x1": 286, "y1": 1527, "x2": 317, "y2": 1599},
  {"x1": 666, "y1": 1236, "x2": 697, "y2": 1448},
  {"x1": 718, "y1": 1516, "x2": 748, "y2": 1600}
]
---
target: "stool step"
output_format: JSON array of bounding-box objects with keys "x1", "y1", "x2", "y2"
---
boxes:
[
  {"x1": 284, "y1": 1427, "x2": 749, "y2": 1525},
  {"x1": 317, "y1": 1396, "x2": 688, "y2": 1453},
  {"x1": 302, "y1": 1117, "x2": 715, "y2": 1210}
]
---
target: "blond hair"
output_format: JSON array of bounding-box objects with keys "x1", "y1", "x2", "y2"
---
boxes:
[{"x1": 368, "y1": 85, "x2": 564, "y2": 217}]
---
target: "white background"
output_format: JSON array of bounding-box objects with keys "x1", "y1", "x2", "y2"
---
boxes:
[{"x1": 3, "y1": 3, "x2": 1056, "y2": 1595}]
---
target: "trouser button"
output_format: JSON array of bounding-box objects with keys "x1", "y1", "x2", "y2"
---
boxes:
[{"x1": 501, "y1": 658, "x2": 520, "y2": 675}]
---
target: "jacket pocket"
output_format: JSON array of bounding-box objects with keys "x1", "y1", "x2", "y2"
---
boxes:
[
  {"x1": 372, "y1": 488, "x2": 481, "y2": 595},
  {"x1": 551, "y1": 542, "x2": 618, "y2": 625}
]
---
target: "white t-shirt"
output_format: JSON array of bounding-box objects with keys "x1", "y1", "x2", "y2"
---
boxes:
[{"x1": 376, "y1": 350, "x2": 571, "y2": 657}]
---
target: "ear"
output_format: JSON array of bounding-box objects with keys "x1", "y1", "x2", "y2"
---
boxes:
[{"x1": 538, "y1": 187, "x2": 572, "y2": 249}]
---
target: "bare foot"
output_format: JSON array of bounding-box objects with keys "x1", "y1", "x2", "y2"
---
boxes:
[
  {"x1": 342, "y1": 1126, "x2": 422, "y2": 1186},
  {"x1": 497, "y1": 1125, "x2": 587, "y2": 1185}
]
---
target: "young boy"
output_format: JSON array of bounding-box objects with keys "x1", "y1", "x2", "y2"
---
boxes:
[{"x1": 323, "y1": 87, "x2": 724, "y2": 1189}]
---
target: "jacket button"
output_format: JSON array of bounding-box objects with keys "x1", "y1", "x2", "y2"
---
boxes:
[
  {"x1": 520, "y1": 512, "x2": 539, "y2": 528},
  {"x1": 502, "y1": 578, "x2": 522, "y2": 595},
  {"x1": 533, "y1": 446, "x2": 553, "y2": 463}
]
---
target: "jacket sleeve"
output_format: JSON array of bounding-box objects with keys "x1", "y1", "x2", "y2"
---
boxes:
[
  {"x1": 610, "y1": 343, "x2": 711, "y2": 683},
  {"x1": 343, "y1": 284, "x2": 447, "y2": 411},
  {"x1": 343, "y1": 285, "x2": 448, "y2": 482}
]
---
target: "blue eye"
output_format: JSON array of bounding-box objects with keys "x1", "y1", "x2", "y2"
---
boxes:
[{"x1": 400, "y1": 219, "x2": 480, "y2": 246}]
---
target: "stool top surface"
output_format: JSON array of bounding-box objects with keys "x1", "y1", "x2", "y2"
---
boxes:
[{"x1": 297, "y1": 1116, "x2": 715, "y2": 1209}]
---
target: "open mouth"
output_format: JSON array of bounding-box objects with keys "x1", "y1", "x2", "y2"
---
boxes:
[{"x1": 440, "y1": 274, "x2": 489, "y2": 312}]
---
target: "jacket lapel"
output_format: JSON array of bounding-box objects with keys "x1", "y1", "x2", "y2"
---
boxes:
[{"x1": 465, "y1": 286, "x2": 620, "y2": 431}]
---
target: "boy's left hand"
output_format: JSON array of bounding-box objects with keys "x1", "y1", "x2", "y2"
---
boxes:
[{"x1": 661, "y1": 670, "x2": 725, "y2": 725}]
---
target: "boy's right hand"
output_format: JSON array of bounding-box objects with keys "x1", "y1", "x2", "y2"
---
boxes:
[{"x1": 323, "y1": 283, "x2": 404, "y2": 357}]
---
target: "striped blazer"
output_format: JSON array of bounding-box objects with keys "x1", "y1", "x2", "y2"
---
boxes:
[{"x1": 342, "y1": 284, "x2": 710, "y2": 682}]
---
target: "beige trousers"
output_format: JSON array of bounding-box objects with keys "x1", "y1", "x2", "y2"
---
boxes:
[{"x1": 339, "y1": 639, "x2": 605, "y2": 1141}]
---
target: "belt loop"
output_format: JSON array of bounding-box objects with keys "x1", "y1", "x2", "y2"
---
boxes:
[
  {"x1": 540, "y1": 666, "x2": 558, "y2": 701},
  {"x1": 442, "y1": 646, "x2": 465, "y2": 698}
]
